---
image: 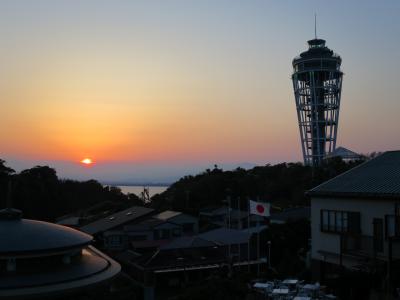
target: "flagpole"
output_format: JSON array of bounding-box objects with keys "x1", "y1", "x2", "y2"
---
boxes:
[
  {"x1": 227, "y1": 194, "x2": 231, "y2": 265},
  {"x1": 247, "y1": 197, "x2": 250, "y2": 272},
  {"x1": 257, "y1": 213, "x2": 260, "y2": 276},
  {"x1": 257, "y1": 197, "x2": 260, "y2": 276},
  {"x1": 237, "y1": 196, "x2": 241, "y2": 271}
]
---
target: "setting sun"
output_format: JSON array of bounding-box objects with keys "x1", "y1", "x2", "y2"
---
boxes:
[{"x1": 80, "y1": 158, "x2": 93, "y2": 165}]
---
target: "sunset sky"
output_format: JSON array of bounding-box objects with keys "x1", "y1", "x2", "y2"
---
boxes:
[{"x1": 1, "y1": 0, "x2": 400, "y2": 182}]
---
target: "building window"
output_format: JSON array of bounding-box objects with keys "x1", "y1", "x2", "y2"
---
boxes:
[
  {"x1": 131, "y1": 235, "x2": 147, "y2": 241},
  {"x1": 160, "y1": 229, "x2": 170, "y2": 239},
  {"x1": 395, "y1": 203, "x2": 400, "y2": 216},
  {"x1": 182, "y1": 223, "x2": 194, "y2": 233},
  {"x1": 108, "y1": 235, "x2": 122, "y2": 246},
  {"x1": 172, "y1": 228, "x2": 181, "y2": 237},
  {"x1": 321, "y1": 210, "x2": 360, "y2": 234},
  {"x1": 385, "y1": 215, "x2": 400, "y2": 238}
]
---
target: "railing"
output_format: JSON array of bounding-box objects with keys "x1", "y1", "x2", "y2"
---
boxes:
[
  {"x1": 342, "y1": 235, "x2": 400, "y2": 260},
  {"x1": 342, "y1": 235, "x2": 376, "y2": 258}
]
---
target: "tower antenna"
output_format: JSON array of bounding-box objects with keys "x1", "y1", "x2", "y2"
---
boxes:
[{"x1": 314, "y1": 13, "x2": 317, "y2": 39}]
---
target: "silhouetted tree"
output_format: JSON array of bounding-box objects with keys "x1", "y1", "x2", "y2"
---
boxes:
[{"x1": 0, "y1": 159, "x2": 141, "y2": 221}]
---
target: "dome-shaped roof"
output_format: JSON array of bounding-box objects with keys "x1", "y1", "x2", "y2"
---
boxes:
[{"x1": 0, "y1": 208, "x2": 92, "y2": 255}]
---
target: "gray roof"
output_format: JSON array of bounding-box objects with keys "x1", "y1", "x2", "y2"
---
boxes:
[
  {"x1": 80, "y1": 206, "x2": 154, "y2": 235},
  {"x1": 127, "y1": 217, "x2": 181, "y2": 232},
  {"x1": 200, "y1": 206, "x2": 262, "y2": 220},
  {"x1": 154, "y1": 210, "x2": 182, "y2": 221},
  {"x1": 327, "y1": 146, "x2": 363, "y2": 160},
  {"x1": 160, "y1": 236, "x2": 215, "y2": 250},
  {"x1": 0, "y1": 209, "x2": 92, "y2": 255},
  {"x1": 198, "y1": 228, "x2": 250, "y2": 245},
  {"x1": 270, "y1": 207, "x2": 310, "y2": 223},
  {"x1": 309, "y1": 151, "x2": 400, "y2": 198}
]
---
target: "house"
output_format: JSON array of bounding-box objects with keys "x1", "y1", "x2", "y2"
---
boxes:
[
  {"x1": 199, "y1": 206, "x2": 265, "y2": 230},
  {"x1": 153, "y1": 210, "x2": 199, "y2": 234},
  {"x1": 269, "y1": 206, "x2": 310, "y2": 224},
  {"x1": 127, "y1": 217, "x2": 184, "y2": 251},
  {"x1": 119, "y1": 227, "x2": 265, "y2": 300},
  {"x1": 79, "y1": 206, "x2": 155, "y2": 250},
  {"x1": 81, "y1": 208, "x2": 199, "y2": 251},
  {"x1": 308, "y1": 151, "x2": 400, "y2": 289}
]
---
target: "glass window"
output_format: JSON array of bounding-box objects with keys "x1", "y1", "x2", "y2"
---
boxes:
[
  {"x1": 322, "y1": 210, "x2": 329, "y2": 231},
  {"x1": 321, "y1": 210, "x2": 357, "y2": 234},
  {"x1": 183, "y1": 223, "x2": 194, "y2": 233},
  {"x1": 172, "y1": 228, "x2": 181, "y2": 237},
  {"x1": 109, "y1": 236, "x2": 122, "y2": 246},
  {"x1": 343, "y1": 212, "x2": 348, "y2": 231},
  {"x1": 387, "y1": 215, "x2": 395, "y2": 237},
  {"x1": 161, "y1": 229, "x2": 170, "y2": 239},
  {"x1": 336, "y1": 212, "x2": 342, "y2": 231},
  {"x1": 329, "y1": 211, "x2": 336, "y2": 231}
]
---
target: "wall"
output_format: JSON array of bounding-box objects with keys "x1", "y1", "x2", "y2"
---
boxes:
[{"x1": 311, "y1": 196, "x2": 397, "y2": 266}]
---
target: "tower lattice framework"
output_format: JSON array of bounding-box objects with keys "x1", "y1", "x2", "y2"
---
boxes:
[{"x1": 292, "y1": 38, "x2": 343, "y2": 166}]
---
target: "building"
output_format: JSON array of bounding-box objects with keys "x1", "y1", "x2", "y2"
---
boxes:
[
  {"x1": 80, "y1": 208, "x2": 198, "y2": 252},
  {"x1": 128, "y1": 217, "x2": 186, "y2": 251},
  {"x1": 124, "y1": 210, "x2": 199, "y2": 252},
  {"x1": 120, "y1": 227, "x2": 265, "y2": 300},
  {"x1": 325, "y1": 146, "x2": 364, "y2": 162},
  {"x1": 269, "y1": 207, "x2": 310, "y2": 225},
  {"x1": 292, "y1": 36, "x2": 343, "y2": 166},
  {"x1": 79, "y1": 206, "x2": 155, "y2": 250},
  {"x1": 199, "y1": 206, "x2": 265, "y2": 230},
  {"x1": 0, "y1": 208, "x2": 120, "y2": 299},
  {"x1": 153, "y1": 210, "x2": 199, "y2": 235},
  {"x1": 308, "y1": 151, "x2": 400, "y2": 288}
]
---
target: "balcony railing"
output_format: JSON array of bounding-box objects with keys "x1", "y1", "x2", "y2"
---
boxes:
[{"x1": 342, "y1": 235, "x2": 400, "y2": 260}]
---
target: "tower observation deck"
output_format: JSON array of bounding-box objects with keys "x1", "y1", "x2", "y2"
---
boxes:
[{"x1": 292, "y1": 38, "x2": 343, "y2": 166}]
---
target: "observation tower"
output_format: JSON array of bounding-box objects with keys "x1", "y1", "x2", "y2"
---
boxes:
[{"x1": 292, "y1": 35, "x2": 343, "y2": 166}]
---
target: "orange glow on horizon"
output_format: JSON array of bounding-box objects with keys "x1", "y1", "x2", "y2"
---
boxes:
[{"x1": 80, "y1": 158, "x2": 93, "y2": 165}]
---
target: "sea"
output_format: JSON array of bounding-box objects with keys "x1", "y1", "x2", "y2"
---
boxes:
[{"x1": 117, "y1": 185, "x2": 168, "y2": 197}]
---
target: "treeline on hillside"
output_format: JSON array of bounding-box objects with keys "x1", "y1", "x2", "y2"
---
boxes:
[
  {"x1": 0, "y1": 156, "x2": 366, "y2": 222},
  {"x1": 0, "y1": 159, "x2": 141, "y2": 221},
  {"x1": 151, "y1": 157, "x2": 365, "y2": 214}
]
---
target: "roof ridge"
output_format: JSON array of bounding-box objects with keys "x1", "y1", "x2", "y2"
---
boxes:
[{"x1": 308, "y1": 153, "x2": 383, "y2": 193}]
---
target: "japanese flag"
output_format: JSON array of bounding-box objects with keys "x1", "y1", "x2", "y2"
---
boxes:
[{"x1": 249, "y1": 200, "x2": 270, "y2": 217}]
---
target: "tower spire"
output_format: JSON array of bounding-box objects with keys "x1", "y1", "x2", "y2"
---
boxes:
[{"x1": 314, "y1": 13, "x2": 317, "y2": 39}]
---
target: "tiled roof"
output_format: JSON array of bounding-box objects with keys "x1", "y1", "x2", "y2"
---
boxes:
[
  {"x1": 198, "y1": 228, "x2": 250, "y2": 245},
  {"x1": 154, "y1": 210, "x2": 182, "y2": 221},
  {"x1": 308, "y1": 151, "x2": 400, "y2": 198},
  {"x1": 80, "y1": 206, "x2": 154, "y2": 235},
  {"x1": 160, "y1": 237, "x2": 215, "y2": 250}
]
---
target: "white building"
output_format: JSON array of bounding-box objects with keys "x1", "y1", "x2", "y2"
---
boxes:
[{"x1": 308, "y1": 151, "x2": 400, "y2": 286}]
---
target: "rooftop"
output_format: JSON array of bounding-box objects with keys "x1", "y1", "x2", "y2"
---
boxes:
[
  {"x1": 0, "y1": 208, "x2": 92, "y2": 255},
  {"x1": 308, "y1": 151, "x2": 400, "y2": 199},
  {"x1": 0, "y1": 208, "x2": 121, "y2": 299},
  {"x1": 198, "y1": 227, "x2": 250, "y2": 245},
  {"x1": 80, "y1": 206, "x2": 154, "y2": 235},
  {"x1": 327, "y1": 146, "x2": 364, "y2": 160},
  {"x1": 160, "y1": 236, "x2": 215, "y2": 250},
  {"x1": 154, "y1": 210, "x2": 182, "y2": 221}
]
